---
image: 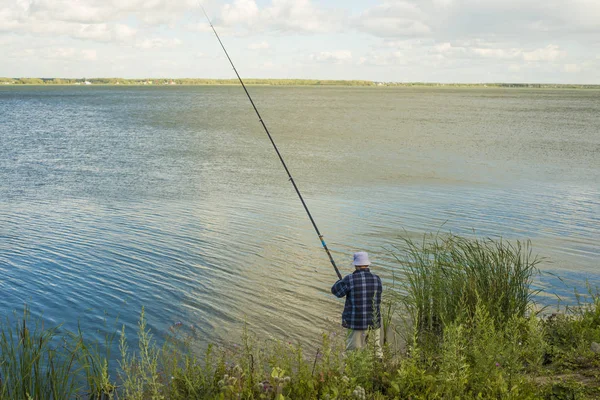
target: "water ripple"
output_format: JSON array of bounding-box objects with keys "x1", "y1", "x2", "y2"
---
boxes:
[{"x1": 0, "y1": 85, "x2": 598, "y2": 354}]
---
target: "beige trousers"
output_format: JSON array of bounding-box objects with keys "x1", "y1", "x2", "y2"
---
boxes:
[{"x1": 346, "y1": 328, "x2": 383, "y2": 358}]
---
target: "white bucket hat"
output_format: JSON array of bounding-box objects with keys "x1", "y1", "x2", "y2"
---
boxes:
[{"x1": 352, "y1": 251, "x2": 371, "y2": 266}]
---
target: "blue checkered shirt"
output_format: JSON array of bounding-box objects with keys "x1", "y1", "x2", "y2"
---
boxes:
[{"x1": 331, "y1": 268, "x2": 382, "y2": 330}]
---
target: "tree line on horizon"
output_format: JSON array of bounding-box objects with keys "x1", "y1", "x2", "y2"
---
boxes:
[
  {"x1": 0, "y1": 77, "x2": 376, "y2": 86},
  {"x1": 1, "y1": 77, "x2": 598, "y2": 88}
]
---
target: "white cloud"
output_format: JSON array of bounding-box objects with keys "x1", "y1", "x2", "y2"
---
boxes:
[
  {"x1": 27, "y1": 0, "x2": 198, "y2": 25},
  {"x1": 430, "y1": 41, "x2": 519, "y2": 60},
  {"x1": 522, "y1": 45, "x2": 566, "y2": 62},
  {"x1": 262, "y1": 0, "x2": 343, "y2": 33},
  {"x1": 435, "y1": 42, "x2": 466, "y2": 55},
  {"x1": 48, "y1": 47, "x2": 78, "y2": 59},
  {"x1": 508, "y1": 64, "x2": 521, "y2": 72},
  {"x1": 528, "y1": 0, "x2": 600, "y2": 33},
  {"x1": 383, "y1": 39, "x2": 421, "y2": 50},
  {"x1": 28, "y1": 0, "x2": 113, "y2": 24},
  {"x1": 432, "y1": 0, "x2": 600, "y2": 40},
  {"x1": 221, "y1": 0, "x2": 259, "y2": 26},
  {"x1": 472, "y1": 48, "x2": 520, "y2": 60},
  {"x1": 355, "y1": 2, "x2": 431, "y2": 38},
  {"x1": 358, "y1": 51, "x2": 405, "y2": 66},
  {"x1": 310, "y1": 50, "x2": 352, "y2": 64},
  {"x1": 136, "y1": 38, "x2": 182, "y2": 49},
  {"x1": 564, "y1": 64, "x2": 582, "y2": 73},
  {"x1": 0, "y1": 2, "x2": 139, "y2": 44},
  {"x1": 81, "y1": 49, "x2": 98, "y2": 61},
  {"x1": 248, "y1": 41, "x2": 269, "y2": 50},
  {"x1": 217, "y1": 0, "x2": 344, "y2": 34},
  {"x1": 428, "y1": 41, "x2": 568, "y2": 64},
  {"x1": 182, "y1": 22, "x2": 213, "y2": 33},
  {"x1": 17, "y1": 47, "x2": 99, "y2": 62},
  {"x1": 0, "y1": 0, "x2": 196, "y2": 42},
  {"x1": 113, "y1": 24, "x2": 137, "y2": 41},
  {"x1": 73, "y1": 23, "x2": 137, "y2": 42},
  {"x1": 360, "y1": 18, "x2": 430, "y2": 38},
  {"x1": 0, "y1": 0, "x2": 598, "y2": 83}
]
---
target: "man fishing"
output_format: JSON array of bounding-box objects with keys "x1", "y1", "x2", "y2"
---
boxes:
[
  {"x1": 331, "y1": 251, "x2": 383, "y2": 358},
  {"x1": 200, "y1": 11, "x2": 377, "y2": 354}
]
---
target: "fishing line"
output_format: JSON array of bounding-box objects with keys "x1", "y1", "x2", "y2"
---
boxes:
[{"x1": 199, "y1": 5, "x2": 342, "y2": 280}]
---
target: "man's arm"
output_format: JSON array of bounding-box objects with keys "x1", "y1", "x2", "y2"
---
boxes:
[{"x1": 331, "y1": 276, "x2": 350, "y2": 298}]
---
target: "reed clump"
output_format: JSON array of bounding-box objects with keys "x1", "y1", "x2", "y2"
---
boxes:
[
  {"x1": 1, "y1": 234, "x2": 599, "y2": 399},
  {"x1": 389, "y1": 234, "x2": 540, "y2": 351},
  {"x1": 0, "y1": 308, "x2": 79, "y2": 399}
]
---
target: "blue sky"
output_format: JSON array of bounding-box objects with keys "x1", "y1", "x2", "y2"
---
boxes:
[{"x1": 1, "y1": 0, "x2": 599, "y2": 83}]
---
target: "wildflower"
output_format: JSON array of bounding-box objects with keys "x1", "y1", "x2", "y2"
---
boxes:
[
  {"x1": 341, "y1": 375, "x2": 350, "y2": 384},
  {"x1": 495, "y1": 362, "x2": 501, "y2": 367},
  {"x1": 259, "y1": 381, "x2": 273, "y2": 392},
  {"x1": 352, "y1": 385, "x2": 366, "y2": 400},
  {"x1": 174, "y1": 321, "x2": 183, "y2": 327}
]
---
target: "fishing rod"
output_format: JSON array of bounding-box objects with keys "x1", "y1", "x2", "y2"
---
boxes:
[{"x1": 200, "y1": 6, "x2": 342, "y2": 280}]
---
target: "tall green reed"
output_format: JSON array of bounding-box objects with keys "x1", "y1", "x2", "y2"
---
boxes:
[
  {"x1": 392, "y1": 233, "x2": 541, "y2": 350},
  {"x1": 0, "y1": 307, "x2": 79, "y2": 399},
  {"x1": 71, "y1": 320, "x2": 117, "y2": 400}
]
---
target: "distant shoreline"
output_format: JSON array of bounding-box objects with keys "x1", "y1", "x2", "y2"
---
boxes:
[{"x1": 1, "y1": 77, "x2": 599, "y2": 89}]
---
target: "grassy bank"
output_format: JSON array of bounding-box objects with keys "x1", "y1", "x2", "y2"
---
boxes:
[{"x1": 1, "y1": 234, "x2": 599, "y2": 399}]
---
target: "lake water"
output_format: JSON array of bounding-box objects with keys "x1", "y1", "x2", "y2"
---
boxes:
[{"x1": 0, "y1": 85, "x2": 599, "y2": 350}]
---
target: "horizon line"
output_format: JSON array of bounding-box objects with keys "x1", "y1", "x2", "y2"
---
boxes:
[{"x1": 2, "y1": 77, "x2": 600, "y2": 87}]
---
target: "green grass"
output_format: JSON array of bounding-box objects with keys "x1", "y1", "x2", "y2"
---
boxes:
[
  {"x1": 0, "y1": 307, "x2": 79, "y2": 399},
  {"x1": 1, "y1": 234, "x2": 600, "y2": 399},
  {"x1": 390, "y1": 233, "x2": 541, "y2": 353}
]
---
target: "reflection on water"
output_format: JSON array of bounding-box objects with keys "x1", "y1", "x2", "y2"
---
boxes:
[{"x1": 0, "y1": 86, "x2": 599, "y2": 350}]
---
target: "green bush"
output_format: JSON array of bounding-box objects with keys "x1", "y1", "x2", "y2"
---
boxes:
[{"x1": 543, "y1": 286, "x2": 600, "y2": 369}]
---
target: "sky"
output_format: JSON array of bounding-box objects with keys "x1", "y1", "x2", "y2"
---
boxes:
[{"x1": 1, "y1": 0, "x2": 599, "y2": 83}]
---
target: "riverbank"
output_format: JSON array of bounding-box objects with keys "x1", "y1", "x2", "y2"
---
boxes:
[
  {"x1": 2, "y1": 77, "x2": 600, "y2": 89},
  {"x1": 1, "y1": 234, "x2": 599, "y2": 399}
]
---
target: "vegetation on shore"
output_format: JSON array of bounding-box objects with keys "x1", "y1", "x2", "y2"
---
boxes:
[
  {"x1": 0, "y1": 77, "x2": 376, "y2": 87},
  {"x1": 1, "y1": 233, "x2": 600, "y2": 399},
  {"x1": 1, "y1": 77, "x2": 599, "y2": 89}
]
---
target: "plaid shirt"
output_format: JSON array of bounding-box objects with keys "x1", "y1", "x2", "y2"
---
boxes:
[{"x1": 331, "y1": 268, "x2": 382, "y2": 330}]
